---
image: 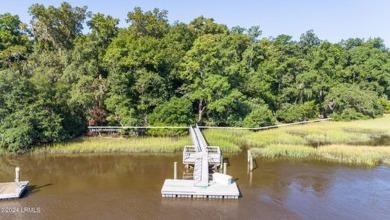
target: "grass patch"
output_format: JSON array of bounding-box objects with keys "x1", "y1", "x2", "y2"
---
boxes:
[
  {"x1": 33, "y1": 136, "x2": 192, "y2": 154},
  {"x1": 33, "y1": 129, "x2": 248, "y2": 154},
  {"x1": 250, "y1": 144, "x2": 390, "y2": 167},
  {"x1": 251, "y1": 144, "x2": 316, "y2": 159},
  {"x1": 202, "y1": 129, "x2": 251, "y2": 153},
  {"x1": 317, "y1": 145, "x2": 387, "y2": 167},
  {"x1": 245, "y1": 129, "x2": 306, "y2": 147}
]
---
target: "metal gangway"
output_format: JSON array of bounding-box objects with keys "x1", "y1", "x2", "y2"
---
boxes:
[
  {"x1": 184, "y1": 125, "x2": 222, "y2": 165},
  {"x1": 185, "y1": 125, "x2": 222, "y2": 187}
]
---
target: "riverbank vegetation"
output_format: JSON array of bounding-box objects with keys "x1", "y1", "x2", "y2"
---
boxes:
[
  {"x1": 24, "y1": 115, "x2": 390, "y2": 167},
  {"x1": 32, "y1": 136, "x2": 191, "y2": 154},
  {"x1": 1, "y1": 2, "x2": 390, "y2": 152},
  {"x1": 31, "y1": 129, "x2": 246, "y2": 154},
  {"x1": 247, "y1": 115, "x2": 390, "y2": 166}
]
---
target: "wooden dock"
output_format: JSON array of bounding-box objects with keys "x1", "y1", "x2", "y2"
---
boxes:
[
  {"x1": 162, "y1": 125, "x2": 240, "y2": 199},
  {"x1": 0, "y1": 181, "x2": 29, "y2": 200},
  {"x1": 161, "y1": 179, "x2": 239, "y2": 199}
]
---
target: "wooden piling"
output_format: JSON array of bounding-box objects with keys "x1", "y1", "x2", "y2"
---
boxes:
[
  {"x1": 15, "y1": 167, "x2": 20, "y2": 183},
  {"x1": 174, "y1": 162, "x2": 177, "y2": 179},
  {"x1": 248, "y1": 150, "x2": 254, "y2": 171},
  {"x1": 250, "y1": 156, "x2": 253, "y2": 171},
  {"x1": 223, "y1": 162, "x2": 227, "y2": 174}
]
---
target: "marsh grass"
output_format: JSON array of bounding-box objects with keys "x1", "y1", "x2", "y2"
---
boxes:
[
  {"x1": 26, "y1": 115, "x2": 390, "y2": 166},
  {"x1": 246, "y1": 115, "x2": 390, "y2": 166},
  {"x1": 251, "y1": 144, "x2": 316, "y2": 159},
  {"x1": 250, "y1": 144, "x2": 389, "y2": 167},
  {"x1": 317, "y1": 145, "x2": 387, "y2": 166},
  {"x1": 31, "y1": 129, "x2": 248, "y2": 155},
  {"x1": 245, "y1": 115, "x2": 390, "y2": 146},
  {"x1": 202, "y1": 129, "x2": 251, "y2": 152},
  {"x1": 33, "y1": 136, "x2": 191, "y2": 154},
  {"x1": 0, "y1": 147, "x2": 7, "y2": 155}
]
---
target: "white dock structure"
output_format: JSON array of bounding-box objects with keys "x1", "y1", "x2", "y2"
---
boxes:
[
  {"x1": 191, "y1": 124, "x2": 209, "y2": 187},
  {"x1": 0, "y1": 167, "x2": 29, "y2": 200},
  {"x1": 161, "y1": 125, "x2": 239, "y2": 199},
  {"x1": 183, "y1": 125, "x2": 222, "y2": 167}
]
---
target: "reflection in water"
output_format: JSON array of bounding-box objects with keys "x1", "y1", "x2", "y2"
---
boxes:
[
  {"x1": 161, "y1": 199, "x2": 240, "y2": 219},
  {"x1": 0, "y1": 153, "x2": 389, "y2": 219}
]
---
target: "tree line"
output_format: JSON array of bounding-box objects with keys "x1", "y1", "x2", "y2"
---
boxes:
[{"x1": 1, "y1": 2, "x2": 389, "y2": 152}]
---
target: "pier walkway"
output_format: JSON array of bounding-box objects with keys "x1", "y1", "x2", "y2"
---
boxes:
[
  {"x1": 190, "y1": 125, "x2": 210, "y2": 187},
  {"x1": 183, "y1": 125, "x2": 222, "y2": 167}
]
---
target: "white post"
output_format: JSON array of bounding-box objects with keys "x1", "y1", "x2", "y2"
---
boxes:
[
  {"x1": 15, "y1": 167, "x2": 20, "y2": 183},
  {"x1": 250, "y1": 154, "x2": 254, "y2": 171},
  {"x1": 174, "y1": 162, "x2": 177, "y2": 180},
  {"x1": 223, "y1": 162, "x2": 227, "y2": 174},
  {"x1": 249, "y1": 170, "x2": 253, "y2": 186},
  {"x1": 220, "y1": 156, "x2": 223, "y2": 171}
]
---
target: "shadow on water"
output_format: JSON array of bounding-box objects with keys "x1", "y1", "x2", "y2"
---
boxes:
[
  {"x1": 23, "y1": 183, "x2": 53, "y2": 197},
  {"x1": 252, "y1": 158, "x2": 259, "y2": 171},
  {"x1": 223, "y1": 158, "x2": 230, "y2": 166},
  {"x1": 237, "y1": 184, "x2": 243, "y2": 198}
]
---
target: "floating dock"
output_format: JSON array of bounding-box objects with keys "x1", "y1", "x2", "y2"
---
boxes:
[
  {"x1": 161, "y1": 125, "x2": 240, "y2": 199},
  {"x1": 162, "y1": 178, "x2": 239, "y2": 199},
  {"x1": 0, "y1": 181, "x2": 29, "y2": 200},
  {"x1": 0, "y1": 167, "x2": 29, "y2": 200}
]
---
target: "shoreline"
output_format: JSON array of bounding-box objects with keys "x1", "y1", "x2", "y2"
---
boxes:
[{"x1": 1, "y1": 115, "x2": 389, "y2": 167}]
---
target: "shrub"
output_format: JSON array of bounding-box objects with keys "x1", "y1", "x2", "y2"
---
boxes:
[
  {"x1": 325, "y1": 84, "x2": 384, "y2": 120},
  {"x1": 331, "y1": 108, "x2": 369, "y2": 121},
  {"x1": 276, "y1": 101, "x2": 318, "y2": 123},
  {"x1": 147, "y1": 97, "x2": 194, "y2": 136},
  {"x1": 243, "y1": 105, "x2": 275, "y2": 127}
]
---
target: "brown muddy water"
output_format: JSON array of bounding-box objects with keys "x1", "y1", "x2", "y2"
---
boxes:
[{"x1": 1, "y1": 153, "x2": 390, "y2": 220}]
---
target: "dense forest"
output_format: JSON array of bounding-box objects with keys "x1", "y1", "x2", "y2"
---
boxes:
[{"x1": 1, "y1": 2, "x2": 390, "y2": 152}]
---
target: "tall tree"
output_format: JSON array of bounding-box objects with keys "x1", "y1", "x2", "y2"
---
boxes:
[
  {"x1": 189, "y1": 16, "x2": 228, "y2": 36},
  {"x1": 28, "y1": 2, "x2": 87, "y2": 49},
  {"x1": 63, "y1": 13, "x2": 119, "y2": 125},
  {"x1": 126, "y1": 7, "x2": 169, "y2": 38},
  {"x1": 0, "y1": 69, "x2": 63, "y2": 152},
  {"x1": 0, "y1": 13, "x2": 29, "y2": 70},
  {"x1": 299, "y1": 29, "x2": 321, "y2": 54},
  {"x1": 180, "y1": 34, "x2": 248, "y2": 124}
]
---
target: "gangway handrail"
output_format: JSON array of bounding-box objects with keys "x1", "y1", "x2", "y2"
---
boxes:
[
  {"x1": 189, "y1": 126, "x2": 202, "y2": 152},
  {"x1": 194, "y1": 124, "x2": 208, "y2": 152},
  {"x1": 189, "y1": 125, "x2": 212, "y2": 187}
]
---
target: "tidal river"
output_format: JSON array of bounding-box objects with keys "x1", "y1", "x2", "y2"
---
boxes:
[{"x1": 1, "y1": 153, "x2": 389, "y2": 219}]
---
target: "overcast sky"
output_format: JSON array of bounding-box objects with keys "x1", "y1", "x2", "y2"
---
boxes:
[{"x1": 1, "y1": 0, "x2": 389, "y2": 46}]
